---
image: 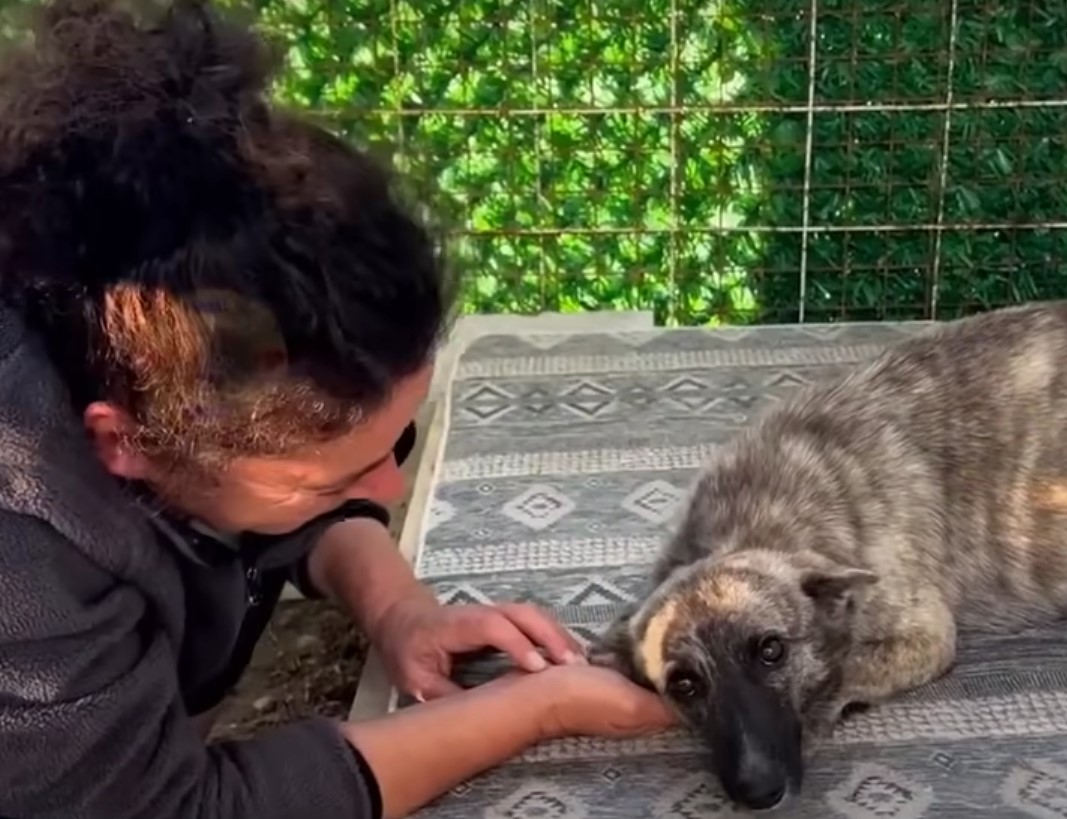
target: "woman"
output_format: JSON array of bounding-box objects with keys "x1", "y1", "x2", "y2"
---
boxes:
[{"x1": 0, "y1": 1, "x2": 674, "y2": 818}]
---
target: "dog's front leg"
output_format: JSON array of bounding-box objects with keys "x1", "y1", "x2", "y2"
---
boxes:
[
  {"x1": 588, "y1": 604, "x2": 648, "y2": 683},
  {"x1": 836, "y1": 604, "x2": 958, "y2": 718}
]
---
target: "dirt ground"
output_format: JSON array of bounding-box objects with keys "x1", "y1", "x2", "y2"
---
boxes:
[{"x1": 207, "y1": 597, "x2": 372, "y2": 741}]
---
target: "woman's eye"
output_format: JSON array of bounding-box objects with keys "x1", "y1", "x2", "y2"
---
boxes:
[{"x1": 757, "y1": 635, "x2": 787, "y2": 666}]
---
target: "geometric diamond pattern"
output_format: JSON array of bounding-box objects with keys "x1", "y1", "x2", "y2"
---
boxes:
[
  {"x1": 703, "y1": 327, "x2": 755, "y2": 343},
  {"x1": 567, "y1": 578, "x2": 632, "y2": 608},
  {"x1": 1001, "y1": 760, "x2": 1067, "y2": 819},
  {"x1": 521, "y1": 386, "x2": 555, "y2": 415},
  {"x1": 521, "y1": 333, "x2": 574, "y2": 351},
  {"x1": 560, "y1": 379, "x2": 616, "y2": 418},
  {"x1": 827, "y1": 763, "x2": 933, "y2": 819},
  {"x1": 487, "y1": 781, "x2": 588, "y2": 819},
  {"x1": 459, "y1": 383, "x2": 516, "y2": 425},
  {"x1": 719, "y1": 376, "x2": 753, "y2": 392},
  {"x1": 620, "y1": 383, "x2": 658, "y2": 409},
  {"x1": 437, "y1": 584, "x2": 494, "y2": 607},
  {"x1": 929, "y1": 751, "x2": 956, "y2": 772},
  {"x1": 797, "y1": 325, "x2": 848, "y2": 340},
  {"x1": 720, "y1": 394, "x2": 762, "y2": 410},
  {"x1": 501, "y1": 484, "x2": 577, "y2": 531},
  {"x1": 661, "y1": 375, "x2": 715, "y2": 412},
  {"x1": 610, "y1": 330, "x2": 666, "y2": 347},
  {"x1": 653, "y1": 775, "x2": 740, "y2": 818},
  {"x1": 764, "y1": 370, "x2": 810, "y2": 389},
  {"x1": 620, "y1": 479, "x2": 686, "y2": 524}
]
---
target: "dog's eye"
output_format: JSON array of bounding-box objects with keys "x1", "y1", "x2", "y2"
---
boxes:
[
  {"x1": 666, "y1": 670, "x2": 702, "y2": 699},
  {"x1": 756, "y1": 635, "x2": 787, "y2": 666}
]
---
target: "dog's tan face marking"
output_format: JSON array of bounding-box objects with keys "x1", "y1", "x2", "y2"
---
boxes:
[
  {"x1": 636, "y1": 572, "x2": 757, "y2": 689},
  {"x1": 636, "y1": 598, "x2": 679, "y2": 689},
  {"x1": 1032, "y1": 479, "x2": 1067, "y2": 514},
  {"x1": 697, "y1": 574, "x2": 755, "y2": 612}
]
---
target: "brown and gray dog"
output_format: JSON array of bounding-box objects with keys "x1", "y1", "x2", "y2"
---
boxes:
[{"x1": 590, "y1": 300, "x2": 1067, "y2": 812}]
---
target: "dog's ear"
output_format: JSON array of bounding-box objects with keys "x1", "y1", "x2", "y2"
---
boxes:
[
  {"x1": 800, "y1": 565, "x2": 878, "y2": 620},
  {"x1": 588, "y1": 605, "x2": 649, "y2": 686}
]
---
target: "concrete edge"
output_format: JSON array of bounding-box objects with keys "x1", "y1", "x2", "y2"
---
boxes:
[{"x1": 347, "y1": 390, "x2": 452, "y2": 720}]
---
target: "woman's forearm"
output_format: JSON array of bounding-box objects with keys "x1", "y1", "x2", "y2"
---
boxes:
[
  {"x1": 308, "y1": 517, "x2": 433, "y2": 632},
  {"x1": 341, "y1": 673, "x2": 551, "y2": 819}
]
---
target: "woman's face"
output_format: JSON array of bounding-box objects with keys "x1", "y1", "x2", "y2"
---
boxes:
[{"x1": 87, "y1": 365, "x2": 433, "y2": 535}]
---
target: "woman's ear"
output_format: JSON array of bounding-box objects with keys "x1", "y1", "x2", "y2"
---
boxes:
[{"x1": 83, "y1": 401, "x2": 152, "y2": 480}]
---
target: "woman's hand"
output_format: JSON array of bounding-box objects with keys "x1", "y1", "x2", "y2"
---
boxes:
[
  {"x1": 529, "y1": 664, "x2": 678, "y2": 741},
  {"x1": 371, "y1": 596, "x2": 586, "y2": 701}
]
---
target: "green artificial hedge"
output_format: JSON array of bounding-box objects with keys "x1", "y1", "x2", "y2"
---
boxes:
[{"x1": 5, "y1": 0, "x2": 1067, "y2": 325}]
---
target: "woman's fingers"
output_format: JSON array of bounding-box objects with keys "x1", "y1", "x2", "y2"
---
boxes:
[{"x1": 492, "y1": 603, "x2": 586, "y2": 666}]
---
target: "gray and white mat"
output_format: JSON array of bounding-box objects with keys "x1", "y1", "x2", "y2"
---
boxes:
[{"x1": 410, "y1": 322, "x2": 1067, "y2": 819}]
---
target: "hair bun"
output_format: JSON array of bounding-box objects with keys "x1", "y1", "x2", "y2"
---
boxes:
[
  {"x1": 1, "y1": 0, "x2": 275, "y2": 157},
  {"x1": 0, "y1": 0, "x2": 280, "y2": 293}
]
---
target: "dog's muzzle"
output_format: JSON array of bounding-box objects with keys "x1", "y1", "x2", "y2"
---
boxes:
[
  {"x1": 723, "y1": 742, "x2": 790, "y2": 810},
  {"x1": 706, "y1": 676, "x2": 804, "y2": 812}
]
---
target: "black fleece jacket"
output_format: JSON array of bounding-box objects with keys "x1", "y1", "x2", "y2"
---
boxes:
[{"x1": 0, "y1": 307, "x2": 414, "y2": 819}]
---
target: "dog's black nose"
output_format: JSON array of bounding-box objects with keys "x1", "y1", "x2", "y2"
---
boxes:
[
  {"x1": 736, "y1": 779, "x2": 786, "y2": 811},
  {"x1": 731, "y1": 755, "x2": 788, "y2": 811},
  {"x1": 734, "y1": 775, "x2": 786, "y2": 811}
]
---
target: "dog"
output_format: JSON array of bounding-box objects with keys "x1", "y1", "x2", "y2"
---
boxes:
[{"x1": 590, "y1": 300, "x2": 1067, "y2": 812}]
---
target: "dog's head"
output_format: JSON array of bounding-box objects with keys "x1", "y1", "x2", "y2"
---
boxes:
[{"x1": 592, "y1": 548, "x2": 877, "y2": 811}]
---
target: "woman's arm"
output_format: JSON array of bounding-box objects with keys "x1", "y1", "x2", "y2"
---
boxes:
[
  {"x1": 307, "y1": 518, "x2": 583, "y2": 699},
  {"x1": 342, "y1": 665, "x2": 675, "y2": 819},
  {"x1": 343, "y1": 673, "x2": 545, "y2": 819},
  {"x1": 306, "y1": 516, "x2": 433, "y2": 635}
]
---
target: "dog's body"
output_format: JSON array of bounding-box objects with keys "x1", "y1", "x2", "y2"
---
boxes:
[{"x1": 592, "y1": 300, "x2": 1067, "y2": 811}]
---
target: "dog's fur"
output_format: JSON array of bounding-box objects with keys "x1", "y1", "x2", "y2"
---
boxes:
[{"x1": 591, "y1": 300, "x2": 1067, "y2": 811}]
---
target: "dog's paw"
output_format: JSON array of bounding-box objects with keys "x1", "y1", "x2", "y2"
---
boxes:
[
  {"x1": 586, "y1": 642, "x2": 621, "y2": 670},
  {"x1": 586, "y1": 609, "x2": 639, "y2": 677}
]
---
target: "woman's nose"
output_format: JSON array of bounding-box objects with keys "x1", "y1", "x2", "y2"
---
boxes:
[{"x1": 351, "y1": 457, "x2": 407, "y2": 505}]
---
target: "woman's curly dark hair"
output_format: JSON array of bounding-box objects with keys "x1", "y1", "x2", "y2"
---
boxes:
[{"x1": 0, "y1": 0, "x2": 458, "y2": 467}]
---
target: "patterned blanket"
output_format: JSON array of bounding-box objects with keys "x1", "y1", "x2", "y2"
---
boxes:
[{"x1": 410, "y1": 323, "x2": 1067, "y2": 819}]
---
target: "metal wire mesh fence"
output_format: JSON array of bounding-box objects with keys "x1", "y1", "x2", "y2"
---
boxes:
[{"x1": 6, "y1": 0, "x2": 1066, "y2": 325}]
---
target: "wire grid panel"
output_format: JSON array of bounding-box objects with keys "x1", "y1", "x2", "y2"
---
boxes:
[{"x1": 258, "y1": 0, "x2": 1067, "y2": 324}]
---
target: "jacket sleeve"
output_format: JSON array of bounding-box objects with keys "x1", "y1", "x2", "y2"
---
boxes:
[{"x1": 0, "y1": 510, "x2": 383, "y2": 819}]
